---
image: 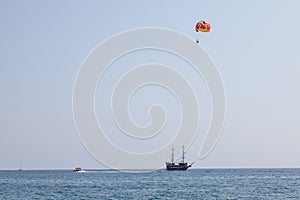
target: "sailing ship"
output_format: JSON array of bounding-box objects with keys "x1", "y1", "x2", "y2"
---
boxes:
[{"x1": 165, "y1": 146, "x2": 192, "y2": 170}]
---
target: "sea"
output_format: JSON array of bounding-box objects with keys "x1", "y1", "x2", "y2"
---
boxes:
[{"x1": 0, "y1": 168, "x2": 299, "y2": 199}]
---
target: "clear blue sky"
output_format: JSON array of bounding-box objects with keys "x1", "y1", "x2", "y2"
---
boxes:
[{"x1": 1, "y1": 0, "x2": 300, "y2": 169}]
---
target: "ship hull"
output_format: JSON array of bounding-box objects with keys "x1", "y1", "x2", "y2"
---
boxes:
[
  {"x1": 166, "y1": 166, "x2": 189, "y2": 170},
  {"x1": 166, "y1": 162, "x2": 191, "y2": 170}
]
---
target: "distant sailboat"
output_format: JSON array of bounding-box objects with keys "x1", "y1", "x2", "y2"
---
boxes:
[{"x1": 18, "y1": 163, "x2": 22, "y2": 171}]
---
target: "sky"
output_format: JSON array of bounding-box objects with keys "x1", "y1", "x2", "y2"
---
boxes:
[{"x1": 0, "y1": 0, "x2": 300, "y2": 170}]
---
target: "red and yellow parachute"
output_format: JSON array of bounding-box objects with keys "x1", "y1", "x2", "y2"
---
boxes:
[{"x1": 195, "y1": 20, "x2": 211, "y2": 33}]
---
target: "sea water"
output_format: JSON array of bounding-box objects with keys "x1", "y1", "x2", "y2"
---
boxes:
[{"x1": 0, "y1": 168, "x2": 299, "y2": 199}]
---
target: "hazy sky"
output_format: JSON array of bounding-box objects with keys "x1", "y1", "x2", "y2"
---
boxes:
[{"x1": 1, "y1": 0, "x2": 300, "y2": 169}]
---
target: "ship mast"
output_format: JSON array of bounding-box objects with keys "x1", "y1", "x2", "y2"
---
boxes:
[
  {"x1": 171, "y1": 148, "x2": 175, "y2": 163},
  {"x1": 182, "y1": 146, "x2": 185, "y2": 163}
]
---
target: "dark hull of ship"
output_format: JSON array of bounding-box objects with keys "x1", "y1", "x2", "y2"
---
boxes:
[{"x1": 166, "y1": 163, "x2": 191, "y2": 170}]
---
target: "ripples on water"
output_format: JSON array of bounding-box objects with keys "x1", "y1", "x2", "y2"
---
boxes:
[{"x1": 0, "y1": 168, "x2": 299, "y2": 199}]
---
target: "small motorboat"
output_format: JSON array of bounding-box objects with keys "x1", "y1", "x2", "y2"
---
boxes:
[{"x1": 73, "y1": 167, "x2": 85, "y2": 173}]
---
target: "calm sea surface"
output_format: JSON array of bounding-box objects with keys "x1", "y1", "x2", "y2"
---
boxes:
[{"x1": 0, "y1": 168, "x2": 299, "y2": 199}]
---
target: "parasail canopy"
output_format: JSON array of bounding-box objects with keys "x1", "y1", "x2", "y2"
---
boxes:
[{"x1": 195, "y1": 20, "x2": 211, "y2": 32}]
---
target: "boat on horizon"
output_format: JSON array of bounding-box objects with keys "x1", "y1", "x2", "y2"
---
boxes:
[
  {"x1": 18, "y1": 163, "x2": 22, "y2": 171},
  {"x1": 165, "y1": 146, "x2": 193, "y2": 170},
  {"x1": 73, "y1": 167, "x2": 85, "y2": 173}
]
